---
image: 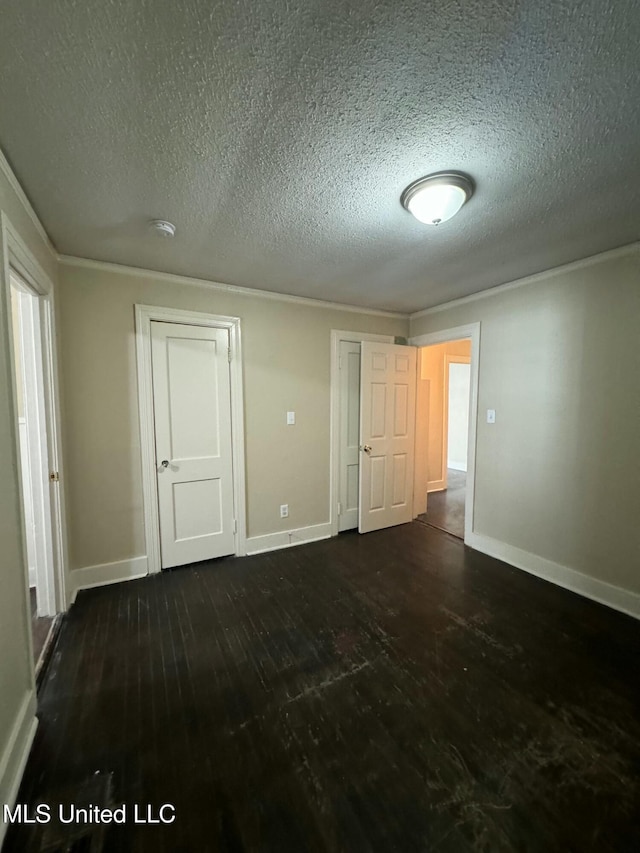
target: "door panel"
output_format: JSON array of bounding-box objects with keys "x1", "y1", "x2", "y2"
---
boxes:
[
  {"x1": 371, "y1": 383, "x2": 386, "y2": 436},
  {"x1": 173, "y1": 478, "x2": 223, "y2": 540},
  {"x1": 151, "y1": 322, "x2": 235, "y2": 568},
  {"x1": 392, "y1": 453, "x2": 408, "y2": 505},
  {"x1": 394, "y1": 384, "x2": 408, "y2": 435},
  {"x1": 166, "y1": 336, "x2": 221, "y2": 458},
  {"x1": 338, "y1": 341, "x2": 361, "y2": 531},
  {"x1": 370, "y1": 455, "x2": 386, "y2": 509},
  {"x1": 359, "y1": 342, "x2": 417, "y2": 533}
]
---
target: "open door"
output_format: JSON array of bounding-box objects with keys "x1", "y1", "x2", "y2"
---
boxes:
[{"x1": 358, "y1": 342, "x2": 417, "y2": 533}]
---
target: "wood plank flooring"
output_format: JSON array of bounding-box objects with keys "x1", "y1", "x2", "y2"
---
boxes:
[
  {"x1": 30, "y1": 587, "x2": 51, "y2": 662},
  {"x1": 419, "y1": 469, "x2": 467, "y2": 539},
  {"x1": 29, "y1": 587, "x2": 56, "y2": 678},
  {"x1": 6, "y1": 523, "x2": 640, "y2": 852}
]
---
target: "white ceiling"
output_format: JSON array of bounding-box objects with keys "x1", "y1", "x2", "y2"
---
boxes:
[{"x1": 1, "y1": 0, "x2": 639, "y2": 313}]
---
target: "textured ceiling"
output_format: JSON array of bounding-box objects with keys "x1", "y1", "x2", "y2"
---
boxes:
[{"x1": 1, "y1": 0, "x2": 639, "y2": 312}]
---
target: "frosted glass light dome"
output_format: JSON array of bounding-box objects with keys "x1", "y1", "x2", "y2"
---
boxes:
[{"x1": 401, "y1": 172, "x2": 474, "y2": 225}]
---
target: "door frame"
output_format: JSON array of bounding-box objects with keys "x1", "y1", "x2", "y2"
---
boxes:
[
  {"x1": 409, "y1": 323, "x2": 480, "y2": 544},
  {"x1": 135, "y1": 305, "x2": 247, "y2": 572},
  {"x1": 329, "y1": 329, "x2": 394, "y2": 537},
  {"x1": 1, "y1": 212, "x2": 68, "y2": 615}
]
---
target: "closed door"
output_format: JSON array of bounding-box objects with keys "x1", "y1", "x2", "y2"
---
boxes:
[
  {"x1": 338, "y1": 340, "x2": 361, "y2": 531},
  {"x1": 151, "y1": 321, "x2": 235, "y2": 568},
  {"x1": 359, "y1": 342, "x2": 417, "y2": 533}
]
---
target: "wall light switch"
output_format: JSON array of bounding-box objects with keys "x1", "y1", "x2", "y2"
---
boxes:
[
  {"x1": 287, "y1": 411, "x2": 295, "y2": 425},
  {"x1": 487, "y1": 409, "x2": 496, "y2": 424}
]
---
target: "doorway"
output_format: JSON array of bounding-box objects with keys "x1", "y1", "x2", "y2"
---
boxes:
[
  {"x1": 9, "y1": 272, "x2": 57, "y2": 667},
  {"x1": 332, "y1": 332, "x2": 419, "y2": 535},
  {"x1": 410, "y1": 324, "x2": 480, "y2": 544},
  {"x1": 135, "y1": 305, "x2": 247, "y2": 572},
  {"x1": 330, "y1": 324, "x2": 480, "y2": 544},
  {"x1": 416, "y1": 340, "x2": 471, "y2": 538},
  {"x1": 151, "y1": 321, "x2": 235, "y2": 568}
]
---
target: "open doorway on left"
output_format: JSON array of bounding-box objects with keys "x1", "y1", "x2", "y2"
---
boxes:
[{"x1": 10, "y1": 271, "x2": 57, "y2": 672}]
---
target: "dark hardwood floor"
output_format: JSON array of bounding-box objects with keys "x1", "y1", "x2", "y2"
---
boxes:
[
  {"x1": 7, "y1": 523, "x2": 640, "y2": 852},
  {"x1": 30, "y1": 587, "x2": 55, "y2": 668},
  {"x1": 419, "y1": 468, "x2": 466, "y2": 539}
]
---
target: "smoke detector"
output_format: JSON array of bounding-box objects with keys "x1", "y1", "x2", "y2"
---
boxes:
[{"x1": 149, "y1": 219, "x2": 176, "y2": 238}]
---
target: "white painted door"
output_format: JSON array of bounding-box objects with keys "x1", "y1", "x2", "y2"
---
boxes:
[
  {"x1": 151, "y1": 322, "x2": 235, "y2": 568},
  {"x1": 358, "y1": 342, "x2": 417, "y2": 533},
  {"x1": 338, "y1": 340, "x2": 361, "y2": 531}
]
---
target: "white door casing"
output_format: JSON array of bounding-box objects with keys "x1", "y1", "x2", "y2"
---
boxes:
[
  {"x1": 151, "y1": 321, "x2": 235, "y2": 568},
  {"x1": 338, "y1": 340, "x2": 361, "y2": 531},
  {"x1": 135, "y1": 306, "x2": 246, "y2": 573},
  {"x1": 358, "y1": 342, "x2": 417, "y2": 534}
]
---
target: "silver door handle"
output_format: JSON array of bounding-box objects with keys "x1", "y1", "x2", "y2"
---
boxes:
[{"x1": 361, "y1": 445, "x2": 372, "y2": 453}]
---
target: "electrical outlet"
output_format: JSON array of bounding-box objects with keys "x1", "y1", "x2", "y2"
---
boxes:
[
  {"x1": 487, "y1": 409, "x2": 496, "y2": 424},
  {"x1": 280, "y1": 504, "x2": 289, "y2": 518},
  {"x1": 287, "y1": 411, "x2": 295, "y2": 425}
]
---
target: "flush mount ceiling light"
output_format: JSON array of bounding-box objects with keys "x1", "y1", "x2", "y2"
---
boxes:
[
  {"x1": 401, "y1": 171, "x2": 474, "y2": 225},
  {"x1": 149, "y1": 219, "x2": 176, "y2": 238}
]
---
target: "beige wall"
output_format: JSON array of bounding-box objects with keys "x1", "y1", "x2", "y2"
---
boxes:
[
  {"x1": 57, "y1": 262, "x2": 408, "y2": 570},
  {"x1": 0, "y1": 165, "x2": 57, "y2": 811},
  {"x1": 419, "y1": 339, "x2": 471, "y2": 491},
  {"x1": 410, "y1": 248, "x2": 640, "y2": 595}
]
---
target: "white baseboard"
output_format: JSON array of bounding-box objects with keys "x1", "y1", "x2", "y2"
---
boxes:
[
  {"x1": 68, "y1": 556, "x2": 148, "y2": 605},
  {"x1": 246, "y1": 523, "x2": 332, "y2": 556},
  {"x1": 0, "y1": 690, "x2": 38, "y2": 848},
  {"x1": 427, "y1": 481, "x2": 446, "y2": 493},
  {"x1": 467, "y1": 532, "x2": 640, "y2": 621},
  {"x1": 447, "y1": 461, "x2": 467, "y2": 472}
]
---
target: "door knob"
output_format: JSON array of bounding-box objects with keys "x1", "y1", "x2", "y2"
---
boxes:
[
  {"x1": 161, "y1": 460, "x2": 169, "y2": 468},
  {"x1": 361, "y1": 445, "x2": 372, "y2": 453}
]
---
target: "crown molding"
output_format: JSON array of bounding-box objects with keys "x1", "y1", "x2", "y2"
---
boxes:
[
  {"x1": 410, "y1": 241, "x2": 640, "y2": 320},
  {"x1": 0, "y1": 146, "x2": 56, "y2": 258},
  {"x1": 58, "y1": 254, "x2": 409, "y2": 319}
]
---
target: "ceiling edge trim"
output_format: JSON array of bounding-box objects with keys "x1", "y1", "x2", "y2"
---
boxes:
[
  {"x1": 0, "y1": 146, "x2": 57, "y2": 258},
  {"x1": 57, "y1": 255, "x2": 409, "y2": 320},
  {"x1": 410, "y1": 241, "x2": 640, "y2": 320}
]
